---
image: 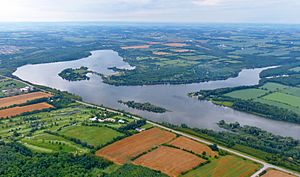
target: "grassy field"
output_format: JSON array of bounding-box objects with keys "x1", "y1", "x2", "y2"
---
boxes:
[
  {"x1": 225, "y1": 88, "x2": 268, "y2": 100},
  {"x1": 182, "y1": 155, "x2": 261, "y2": 177},
  {"x1": 223, "y1": 82, "x2": 300, "y2": 116},
  {"x1": 59, "y1": 125, "x2": 124, "y2": 147},
  {"x1": 21, "y1": 133, "x2": 88, "y2": 154},
  {"x1": 262, "y1": 92, "x2": 300, "y2": 107},
  {"x1": 259, "y1": 82, "x2": 290, "y2": 92}
]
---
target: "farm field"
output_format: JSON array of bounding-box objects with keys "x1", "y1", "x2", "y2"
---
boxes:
[
  {"x1": 224, "y1": 88, "x2": 268, "y2": 100},
  {"x1": 96, "y1": 127, "x2": 176, "y2": 164},
  {"x1": 182, "y1": 155, "x2": 261, "y2": 177},
  {"x1": 168, "y1": 136, "x2": 218, "y2": 157},
  {"x1": 261, "y1": 169, "x2": 297, "y2": 177},
  {"x1": 222, "y1": 82, "x2": 300, "y2": 116},
  {"x1": 134, "y1": 146, "x2": 205, "y2": 177},
  {"x1": 58, "y1": 125, "x2": 124, "y2": 147},
  {"x1": 0, "y1": 102, "x2": 53, "y2": 118},
  {"x1": 262, "y1": 92, "x2": 300, "y2": 107},
  {"x1": 163, "y1": 43, "x2": 187, "y2": 47},
  {"x1": 21, "y1": 133, "x2": 88, "y2": 154},
  {"x1": 0, "y1": 91, "x2": 52, "y2": 108}
]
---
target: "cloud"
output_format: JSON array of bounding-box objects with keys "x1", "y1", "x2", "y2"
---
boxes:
[
  {"x1": 0, "y1": 0, "x2": 300, "y2": 23},
  {"x1": 192, "y1": 0, "x2": 221, "y2": 6}
]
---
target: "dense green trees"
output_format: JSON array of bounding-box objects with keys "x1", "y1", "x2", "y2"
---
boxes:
[
  {"x1": 118, "y1": 100, "x2": 168, "y2": 113},
  {"x1": 59, "y1": 67, "x2": 91, "y2": 81},
  {"x1": 0, "y1": 142, "x2": 111, "y2": 177}
]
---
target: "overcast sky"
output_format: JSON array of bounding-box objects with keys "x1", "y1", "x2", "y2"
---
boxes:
[{"x1": 0, "y1": 0, "x2": 300, "y2": 24}]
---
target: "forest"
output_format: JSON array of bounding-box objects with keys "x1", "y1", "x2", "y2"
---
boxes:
[{"x1": 0, "y1": 142, "x2": 112, "y2": 177}]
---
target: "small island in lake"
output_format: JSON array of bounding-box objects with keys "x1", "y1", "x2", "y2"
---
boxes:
[
  {"x1": 59, "y1": 66, "x2": 91, "y2": 81},
  {"x1": 118, "y1": 100, "x2": 168, "y2": 113}
]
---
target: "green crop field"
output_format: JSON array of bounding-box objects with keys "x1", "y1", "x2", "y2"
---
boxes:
[
  {"x1": 225, "y1": 89, "x2": 268, "y2": 100},
  {"x1": 59, "y1": 126, "x2": 124, "y2": 147},
  {"x1": 262, "y1": 92, "x2": 300, "y2": 108},
  {"x1": 182, "y1": 155, "x2": 261, "y2": 177},
  {"x1": 259, "y1": 82, "x2": 290, "y2": 92},
  {"x1": 282, "y1": 87, "x2": 300, "y2": 97}
]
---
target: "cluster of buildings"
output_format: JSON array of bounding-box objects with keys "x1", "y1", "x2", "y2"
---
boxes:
[
  {"x1": 2, "y1": 86, "x2": 34, "y2": 96},
  {"x1": 89, "y1": 116, "x2": 126, "y2": 124}
]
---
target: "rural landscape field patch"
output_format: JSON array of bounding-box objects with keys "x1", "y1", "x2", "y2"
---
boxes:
[
  {"x1": 59, "y1": 126, "x2": 124, "y2": 147},
  {"x1": 96, "y1": 127, "x2": 176, "y2": 164},
  {"x1": 261, "y1": 169, "x2": 297, "y2": 177},
  {"x1": 0, "y1": 102, "x2": 53, "y2": 118},
  {"x1": 168, "y1": 136, "x2": 218, "y2": 157},
  {"x1": 182, "y1": 155, "x2": 261, "y2": 177},
  {"x1": 0, "y1": 91, "x2": 52, "y2": 108},
  {"x1": 134, "y1": 146, "x2": 205, "y2": 177}
]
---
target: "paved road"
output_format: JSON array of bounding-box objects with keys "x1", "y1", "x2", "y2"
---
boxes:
[{"x1": 2, "y1": 75, "x2": 299, "y2": 177}]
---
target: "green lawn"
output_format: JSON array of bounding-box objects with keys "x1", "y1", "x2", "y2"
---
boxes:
[
  {"x1": 182, "y1": 155, "x2": 261, "y2": 177},
  {"x1": 59, "y1": 126, "x2": 124, "y2": 147},
  {"x1": 21, "y1": 133, "x2": 87, "y2": 154},
  {"x1": 225, "y1": 89, "x2": 268, "y2": 100},
  {"x1": 262, "y1": 92, "x2": 300, "y2": 107}
]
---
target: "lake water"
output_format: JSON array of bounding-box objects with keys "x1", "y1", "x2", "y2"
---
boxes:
[{"x1": 14, "y1": 50, "x2": 300, "y2": 139}]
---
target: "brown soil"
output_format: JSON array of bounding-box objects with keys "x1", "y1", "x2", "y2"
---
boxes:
[
  {"x1": 96, "y1": 127, "x2": 176, "y2": 165},
  {"x1": 168, "y1": 136, "x2": 218, "y2": 157},
  {"x1": 134, "y1": 146, "x2": 205, "y2": 177},
  {"x1": 0, "y1": 102, "x2": 53, "y2": 118},
  {"x1": 0, "y1": 92, "x2": 52, "y2": 108}
]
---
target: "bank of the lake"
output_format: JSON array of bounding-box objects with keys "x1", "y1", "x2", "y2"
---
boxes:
[{"x1": 13, "y1": 50, "x2": 300, "y2": 139}]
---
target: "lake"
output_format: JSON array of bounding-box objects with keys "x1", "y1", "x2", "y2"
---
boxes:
[{"x1": 13, "y1": 50, "x2": 300, "y2": 139}]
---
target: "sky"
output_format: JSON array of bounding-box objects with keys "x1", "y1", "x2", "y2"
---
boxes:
[{"x1": 0, "y1": 0, "x2": 300, "y2": 24}]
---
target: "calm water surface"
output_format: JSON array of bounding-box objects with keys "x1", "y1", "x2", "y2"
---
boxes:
[{"x1": 14, "y1": 50, "x2": 300, "y2": 139}]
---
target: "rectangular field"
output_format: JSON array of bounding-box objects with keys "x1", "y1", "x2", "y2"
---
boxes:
[
  {"x1": 21, "y1": 133, "x2": 87, "y2": 154},
  {"x1": 59, "y1": 126, "x2": 123, "y2": 147},
  {"x1": 168, "y1": 136, "x2": 218, "y2": 157},
  {"x1": 182, "y1": 155, "x2": 261, "y2": 177},
  {"x1": 261, "y1": 169, "x2": 296, "y2": 177},
  {"x1": 133, "y1": 146, "x2": 205, "y2": 177},
  {"x1": 225, "y1": 89, "x2": 268, "y2": 100},
  {"x1": 0, "y1": 102, "x2": 53, "y2": 118},
  {"x1": 96, "y1": 127, "x2": 176, "y2": 164},
  {"x1": 262, "y1": 92, "x2": 300, "y2": 107},
  {"x1": 0, "y1": 91, "x2": 52, "y2": 108}
]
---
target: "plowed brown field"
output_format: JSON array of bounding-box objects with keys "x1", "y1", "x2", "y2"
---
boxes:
[
  {"x1": 0, "y1": 102, "x2": 53, "y2": 118},
  {"x1": 168, "y1": 136, "x2": 218, "y2": 157},
  {"x1": 163, "y1": 43, "x2": 187, "y2": 47},
  {"x1": 134, "y1": 146, "x2": 205, "y2": 177},
  {"x1": 0, "y1": 92, "x2": 52, "y2": 108},
  {"x1": 262, "y1": 169, "x2": 296, "y2": 177},
  {"x1": 96, "y1": 127, "x2": 176, "y2": 164}
]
